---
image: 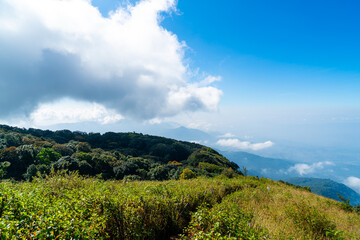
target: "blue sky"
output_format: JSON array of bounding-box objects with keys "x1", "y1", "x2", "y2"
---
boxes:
[
  {"x1": 1, "y1": 0, "x2": 360, "y2": 189},
  {"x1": 1, "y1": 0, "x2": 359, "y2": 157},
  {"x1": 161, "y1": 0, "x2": 360, "y2": 106},
  {"x1": 93, "y1": 0, "x2": 360, "y2": 108}
]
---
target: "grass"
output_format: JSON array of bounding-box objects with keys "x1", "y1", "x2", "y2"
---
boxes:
[{"x1": 0, "y1": 173, "x2": 359, "y2": 239}]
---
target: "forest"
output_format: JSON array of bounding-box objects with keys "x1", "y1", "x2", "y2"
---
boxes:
[{"x1": 0, "y1": 124, "x2": 240, "y2": 181}]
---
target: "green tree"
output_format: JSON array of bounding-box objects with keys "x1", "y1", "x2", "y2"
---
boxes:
[
  {"x1": 23, "y1": 164, "x2": 50, "y2": 181},
  {"x1": 36, "y1": 148, "x2": 61, "y2": 165},
  {"x1": 0, "y1": 161, "x2": 10, "y2": 178},
  {"x1": 76, "y1": 142, "x2": 91, "y2": 153}
]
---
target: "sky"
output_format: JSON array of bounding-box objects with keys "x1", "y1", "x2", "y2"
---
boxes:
[{"x1": 1, "y1": 0, "x2": 360, "y2": 179}]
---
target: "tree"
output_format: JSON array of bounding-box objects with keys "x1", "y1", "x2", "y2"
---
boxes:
[
  {"x1": 52, "y1": 144, "x2": 74, "y2": 156},
  {"x1": 179, "y1": 168, "x2": 196, "y2": 180},
  {"x1": 36, "y1": 148, "x2": 61, "y2": 165},
  {"x1": 4, "y1": 133, "x2": 22, "y2": 147},
  {"x1": 242, "y1": 166, "x2": 248, "y2": 177},
  {"x1": 23, "y1": 164, "x2": 50, "y2": 181},
  {"x1": 76, "y1": 142, "x2": 91, "y2": 153},
  {"x1": 0, "y1": 161, "x2": 10, "y2": 178}
]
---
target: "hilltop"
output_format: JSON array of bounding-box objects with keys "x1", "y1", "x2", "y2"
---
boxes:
[{"x1": 0, "y1": 124, "x2": 239, "y2": 181}]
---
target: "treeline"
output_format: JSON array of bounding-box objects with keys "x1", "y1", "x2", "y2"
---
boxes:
[{"x1": 0, "y1": 125, "x2": 240, "y2": 181}]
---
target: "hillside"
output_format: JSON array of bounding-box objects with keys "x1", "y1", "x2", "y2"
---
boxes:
[
  {"x1": 0, "y1": 124, "x2": 239, "y2": 181},
  {"x1": 0, "y1": 124, "x2": 360, "y2": 239},
  {"x1": 1, "y1": 173, "x2": 360, "y2": 239},
  {"x1": 286, "y1": 177, "x2": 360, "y2": 206}
]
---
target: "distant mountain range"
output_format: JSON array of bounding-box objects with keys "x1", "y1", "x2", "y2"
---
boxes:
[
  {"x1": 285, "y1": 177, "x2": 360, "y2": 206},
  {"x1": 220, "y1": 151, "x2": 297, "y2": 180},
  {"x1": 220, "y1": 150, "x2": 360, "y2": 205}
]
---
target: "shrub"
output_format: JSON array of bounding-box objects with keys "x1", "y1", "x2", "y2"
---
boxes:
[
  {"x1": 179, "y1": 168, "x2": 196, "y2": 180},
  {"x1": 183, "y1": 199, "x2": 267, "y2": 239},
  {"x1": 286, "y1": 200, "x2": 342, "y2": 239}
]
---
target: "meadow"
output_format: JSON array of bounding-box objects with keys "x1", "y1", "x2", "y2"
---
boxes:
[{"x1": 1, "y1": 172, "x2": 359, "y2": 239}]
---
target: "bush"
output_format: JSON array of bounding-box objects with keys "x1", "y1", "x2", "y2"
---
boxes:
[
  {"x1": 286, "y1": 200, "x2": 342, "y2": 239},
  {"x1": 183, "y1": 198, "x2": 267, "y2": 239},
  {"x1": 179, "y1": 168, "x2": 196, "y2": 180}
]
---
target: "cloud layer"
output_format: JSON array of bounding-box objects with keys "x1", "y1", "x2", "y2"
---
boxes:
[
  {"x1": 344, "y1": 176, "x2": 360, "y2": 194},
  {"x1": 0, "y1": 0, "x2": 222, "y2": 122},
  {"x1": 216, "y1": 138, "x2": 274, "y2": 151},
  {"x1": 288, "y1": 161, "x2": 334, "y2": 176}
]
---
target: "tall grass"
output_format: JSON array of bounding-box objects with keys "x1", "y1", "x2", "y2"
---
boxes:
[{"x1": 0, "y1": 173, "x2": 359, "y2": 239}]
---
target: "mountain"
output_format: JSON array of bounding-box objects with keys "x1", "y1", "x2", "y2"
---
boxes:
[
  {"x1": 159, "y1": 126, "x2": 215, "y2": 143},
  {"x1": 220, "y1": 151, "x2": 298, "y2": 180},
  {"x1": 286, "y1": 177, "x2": 360, "y2": 206}
]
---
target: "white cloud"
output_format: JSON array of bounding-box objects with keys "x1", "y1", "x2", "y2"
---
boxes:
[
  {"x1": 29, "y1": 98, "x2": 124, "y2": 126},
  {"x1": 0, "y1": 0, "x2": 222, "y2": 121},
  {"x1": 344, "y1": 176, "x2": 360, "y2": 194},
  {"x1": 288, "y1": 161, "x2": 334, "y2": 176},
  {"x1": 200, "y1": 75, "x2": 222, "y2": 86},
  {"x1": 147, "y1": 118, "x2": 163, "y2": 125},
  {"x1": 219, "y1": 133, "x2": 236, "y2": 138},
  {"x1": 216, "y1": 138, "x2": 274, "y2": 151}
]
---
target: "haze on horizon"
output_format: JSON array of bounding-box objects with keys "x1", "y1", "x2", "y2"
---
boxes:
[{"x1": 0, "y1": 0, "x2": 359, "y2": 189}]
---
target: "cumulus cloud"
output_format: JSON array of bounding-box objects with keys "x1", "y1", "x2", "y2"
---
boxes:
[
  {"x1": 29, "y1": 98, "x2": 124, "y2": 126},
  {"x1": 216, "y1": 138, "x2": 274, "y2": 151},
  {"x1": 0, "y1": 0, "x2": 222, "y2": 122},
  {"x1": 288, "y1": 161, "x2": 334, "y2": 176},
  {"x1": 344, "y1": 176, "x2": 360, "y2": 194}
]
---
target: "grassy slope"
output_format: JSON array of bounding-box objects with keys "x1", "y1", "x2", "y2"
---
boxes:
[
  {"x1": 1, "y1": 173, "x2": 360, "y2": 239},
  {"x1": 286, "y1": 177, "x2": 360, "y2": 206}
]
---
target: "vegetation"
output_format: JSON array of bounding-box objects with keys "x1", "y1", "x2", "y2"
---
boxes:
[
  {"x1": 0, "y1": 173, "x2": 359, "y2": 239},
  {"x1": 0, "y1": 125, "x2": 240, "y2": 181},
  {"x1": 0, "y1": 125, "x2": 360, "y2": 239},
  {"x1": 286, "y1": 177, "x2": 360, "y2": 206}
]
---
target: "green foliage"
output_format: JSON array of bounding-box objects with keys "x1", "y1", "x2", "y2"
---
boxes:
[
  {"x1": 74, "y1": 152, "x2": 93, "y2": 162},
  {"x1": 52, "y1": 143, "x2": 74, "y2": 156},
  {"x1": 4, "y1": 133, "x2": 22, "y2": 147},
  {"x1": 337, "y1": 193, "x2": 355, "y2": 212},
  {"x1": 0, "y1": 172, "x2": 359, "y2": 239},
  {"x1": 286, "y1": 200, "x2": 343, "y2": 239},
  {"x1": 76, "y1": 142, "x2": 91, "y2": 153},
  {"x1": 36, "y1": 148, "x2": 61, "y2": 165},
  {"x1": 0, "y1": 124, "x2": 239, "y2": 181},
  {"x1": 0, "y1": 161, "x2": 10, "y2": 178},
  {"x1": 187, "y1": 147, "x2": 232, "y2": 169},
  {"x1": 354, "y1": 205, "x2": 360, "y2": 214},
  {"x1": 0, "y1": 173, "x2": 245, "y2": 239},
  {"x1": 221, "y1": 167, "x2": 237, "y2": 178},
  {"x1": 23, "y1": 164, "x2": 50, "y2": 181},
  {"x1": 182, "y1": 194, "x2": 267, "y2": 239},
  {"x1": 179, "y1": 168, "x2": 196, "y2": 180},
  {"x1": 279, "y1": 180, "x2": 311, "y2": 192},
  {"x1": 198, "y1": 162, "x2": 224, "y2": 174},
  {"x1": 242, "y1": 165, "x2": 248, "y2": 177}
]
